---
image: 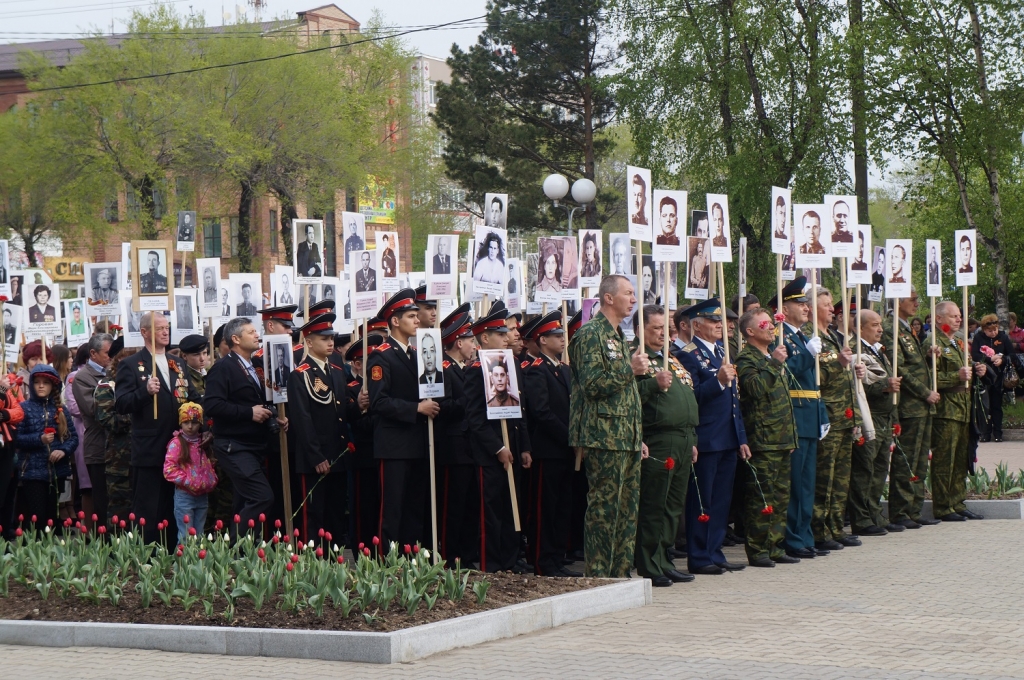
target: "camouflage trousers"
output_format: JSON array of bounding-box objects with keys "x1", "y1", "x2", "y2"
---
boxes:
[
  {"x1": 634, "y1": 430, "x2": 694, "y2": 578},
  {"x1": 583, "y1": 447, "x2": 641, "y2": 578},
  {"x1": 813, "y1": 427, "x2": 855, "y2": 542},
  {"x1": 931, "y1": 418, "x2": 969, "y2": 517},
  {"x1": 889, "y1": 416, "x2": 931, "y2": 522},
  {"x1": 848, "y1": 411, "x2": 893, "y2": 531},
  {"x1": 106, "y1": 473, "x2": 132, "y2": 523},
  {"x1": 742, "y1": 448, "x2": 791, "y2": 562}
]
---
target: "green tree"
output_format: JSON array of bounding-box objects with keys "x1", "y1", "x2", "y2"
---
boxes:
[{"x1": 433, "y1": 0, "x2": 617, "y2": 233}]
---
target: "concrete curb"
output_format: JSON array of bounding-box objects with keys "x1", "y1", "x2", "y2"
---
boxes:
[
  {"x1": 882, "y1": 498, "x2": 1024, "y2": 520},
  {"x1": 0, "y1": 578, "x2": 651, "y2": 664}
]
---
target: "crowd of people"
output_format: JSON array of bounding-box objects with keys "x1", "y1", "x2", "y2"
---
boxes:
[{"x1": 0, "y1": 272, "x2": 1008, "y2": 588}]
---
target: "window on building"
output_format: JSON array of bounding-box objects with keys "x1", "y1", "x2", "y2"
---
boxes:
[
  {"x1": 126, "y1": 189, "x2": 141, "y2": 221},
  {"x1": 152, "y1": 182, "x2": 166, "y2": 220},
  {"x1": 269, "y1": 209, "x2": 278, "y2": 253},
  {"x1": 325, "y1": 211, "x2": 336, "y2": 276},
  {"x1": 103, "y1": 192, "x2": 119, "y2": 223},
  {"x1": 203, "y1": 218, "x2": 222, "y2": 257},
  {"x1": 230, "y1": 217, "x2": 239, "y2": 258},
  {"x1": 428, "y1": 80, "x2": 437, "y2": 106}
]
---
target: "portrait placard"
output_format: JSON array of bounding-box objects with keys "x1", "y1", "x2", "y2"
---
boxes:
[
  {"x1": 483, "y1": 193, "x2": 509, "y2": 229},
  {"x1": 608, "y1": 233, "x2": 633, "y2": 276},
  {"x1": 652, "y1": 190, "x2": 687, "y2": 262},
  {"x1": 506, "y1": 258, "x2": 523, "y2": 312},
  {"x1": 847, "y1": 226, "x2": 873, "y2": 285},
  {"x1": 120, "y1": 242, "x2": 132, "y2": 291},
  {"x1": 535, "y1": 237, "x2": 564, "y2": 305},
  {"x1": 868, "y1": 246, "x2": 885, "y2": 302},
  {"x1": 130, "y1": 240, "x2": 174, "y2": 312},
  {"x1": 335, "y1": 273, "x2": 354, "y2": 334},
  {"x1": 825, "y1": 195, "x2": 858, "y2": 258},
  {"x1": 83, "y1": 262, "x2": 122, "y2": 317},
  {"x1": 64, "y1": 299, "x2": 91, "y2": 347},
  {"x1": 293, "y1": 219, "x2": 325, "y2": 284},
  {"x1": 340, "y1": 211, "x2": 366, "y2": 266},
  {"x1": 582, "y1": 298, "x2": 599, "y2": 323},
  {"x1": 639, "y1": 255, "x2": 659, "y2": 305},
  {"x1": 270, "y1": 264, "x2": 295, "y2": 307},
  {"x1": 524, "y1": 253, "x2": 541, "y2": 313},
  {"x1": 626, "y1": 166, "x2": 653, "y2": 241},
  {"x1": 706, "y1": 194, "x2": 732, "y2": 263},
  {"x1": 2, "y1": 303, "x2": 22, "y2": 363},
  {"x1": 478, "y1": 348, "x2": 522, "y2": 420},
  {"x1": 376, "y1": 230, "x2": 400, "y2": 292},
  {"x1": 0, "y1": 240, "x2": 10, "y2": 298},
  {"x1": 578, "y1": 229, "x2": 603, "y2": 287},
  {"x1": 885, "y1": 239, "x2": 913, "y2": 298},
  {"x1": 684, "y1": 236, "x2": 711, "y2": 300},
  {"x1": 263, "y1": 334, "x2": 293, "y2": 404},
  {"x1": 926, "y1": 239, "x2": 942, "y2": 297},
  {"x1": 663, "y1": 262, "x2": 678, "y2": 310},
  {"x1": 176, "y1": 211, "x2": 197, "y2": 252},
  {"x1": 228, "y1": 273, "x2": 262, "y2": 329},
  {"x1": 621, "y1": 275, "x2": 639, "y2": 340},
  {"x1": 793, "y1": 205, "x2": 831, "y2": 269},
  {"x1": 23, "y1": 282, "x2": 60, "y2": 338},
  {"x1": 426, "y1": 234, "x2": 458, "y2": 300},
  {"x1": 171, "y1": 288, "x2": 199, "y2": 344},
  {"x1": 349, "y1": 249, "x2": 378, "y2": 319},
  {"x1": 472, "y1": 226, "x2": 507, "y2": 297},
  {"x1": 120, "y1": 294, "x2": 145, "y2": 347},
  {"x1": 739, "y1": 238, "x2": 748, "y2": 298},
  {"x1": 771, "y1": 187, "x2": 792, "y2": 255},
  {"x1": 8, "y1": 275, "x2": 21, "y2": 307},
  {"x1": 416, "y1": 328, "x2": 444, "y2": 399},
  {"x1": 690, "y1": 210, "x2": 709, "y2": 238},
  {"x1": 955, "y1": 229, "x2": 977, "y2": 287}
]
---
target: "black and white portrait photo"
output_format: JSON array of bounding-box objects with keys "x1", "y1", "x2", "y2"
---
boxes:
[
  {"x1": 472, "y1": 226, "x2": 507, "y2": 296},
  {"x1": 869, "y1": 246, "x2": 885, "y2": 301},
  {"x1": 685, "y1": 236, "x2": 710, "y2": 300},
  {"x1": 176, "y1": 295, "x2": 195, "y2": 330},
  {"x1": 579, "y1": 229, "x2": 602, "y2": 286},
  {"x1": 691, "y1": 210, "x2": 709, "y2": 239},
  {"x1": 354, "y1": 250, "x2": 377, "y2": 293},
  {"x1": 926, "y1": 239, "x2": 942, "y2": 297},
  {"x1": 426, "y1": 234, "x2": 458, "y2": 300},
  {"x1": 0, "y1": 240, "x2": 9, "y2": 291},
  {"x1": 3, "y1": 305, "x2": 18, "y2": 345},
  {"x1": 262, "y1": 334, "x2": 293, "y2": 404},
  {"x1": 825, "y1": 195, "x2": 858, "y2": 259},
  {"x1": 847, "y1": 227, "x2": 873, "y2": 286},
  {"x1": 293, "y1": 219, "x2": 324, "y2": 283},
  {"x1": 885, "y1": 238, "x2": 912, "y2": 299},
  {"x1": 138, "y1": 248, "x2": 169, "y2": 295},
  {"x1": 416, "y1": 328, "x2": 444, "y2": 399},
  {"x1": 536, "y1": 238, "x2": 564, "y2": 303},
  {"x1": 955, "y1": 229, "x2": 977, "y2": 286},
  {"x1": 771, "y1": 186, "x2": 792, "y2": 256},
  {"x1": 478, "y1": 348, "x2": 522, "y2": 420},
  {"x1": 483, "y1": 193, "x2": 508, "y2": 229},
  {"x1": 640, "y1": 254, "x2": 658, "y2": 305},
  {"x1": 609, "y1": 233, "x2": 632, "y2": 276},
  {"x1": 627, "y1": 165, "x2": 652, "y2": 242},
  {"x1": 171, "y1": 289, "x2": 199, "y2": 344},
  {"x1": 431, "y1": 235, "x2": 454, "y2": 275},
  {"x1": 377, "y1": 231, "x2": 399, "y2": 285},
  {"x1": 83, "y1": 262, "x2": 121, "y2": 317},
  {"x1": 707, "y1": 194, "x2": 732, "y2": 262},
  {"x1": 176, "y1": 211, "x2": 196, "y2": 251},
  {"x1": 794, "y1": 204, "x2": 830, "y2": 269},
  {"x1": 653, "y1": 190, "x2": 687, "y2": 263},
  {"x1": 342, "y1": 211, "x2": 365, "y2": 265}
]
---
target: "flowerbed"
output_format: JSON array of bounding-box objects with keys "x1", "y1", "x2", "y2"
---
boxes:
[{"x1": 0, "y1": 515, "x2": 597, "y2": 632}]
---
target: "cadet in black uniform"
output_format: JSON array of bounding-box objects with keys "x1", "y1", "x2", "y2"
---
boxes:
[
  {"x1": 435, "y1": 304, "x2": 479, "y2": 565},
  {"x1": 292, "y1": 301, "x2": 334, "y2": 364},
  {"x1": 464, "y1": 306, "x2": 532, "y2": 572},
  {"x1": 523, "y1": 310, "x2": 581, "y2": 577},
  {"x1": 367, "y1": 289, "x2": 440, "y2": 549},
  {"x1": 288, "y1": 309, "x2": 352, "y2": 545},
  {"x1": 344, "y1": 335, "x2": 381, "y2": 549}
]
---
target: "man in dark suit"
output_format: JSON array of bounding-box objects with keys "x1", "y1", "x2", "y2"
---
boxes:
[
  {"x1": 204, "y1": 317, "x2": 289, "y2": 537},
  {"x1": 272, "y1": 345, "x2": 290, "y2": 390},
  {"x1": 629, "y1": 173, "x2": 648, "y2": 226},
  {"x1": 958, "y1": 234, "x2": 973, "y2": 273},
  {"x1": 928, "y1": 246, "x2": 940, "y2": 284},
  {"x1": 367, "y1": 289, "x2": 441, "y2": 548},
  {"x1": 220, "y1": 288, "x2": 230, "y2": 316},
  {"x1": 851, "y1": 232, "x2": 868, "y2": 270},
  {"x1": 677, "y1": 299, "x2": 751, "y2": 575},
  {"x1": 523, "y1": 310, "x2": 580, "y2": 577},
  {"x1": 432, "y1": 238, "x2": 452, "y2": 274},
  {"x1": 139, "y1": 251, "x2": 168, "y2": 293},
  {"x1": 236, "y1": 283, "x2": 257, "y2": 316},
  {"x1": 344, "y1": 335, "x2": 381, "y2": 549},
  {"x1": 344, "y1": 217, "x2": 364, "y2": 265},
  {"x1": 296, "y1": 224, "x2": 322, "y2": 278},
  {"x1": 115, "y1": 312, "x2": 200, "y2": 544},
  {"x1": 355, "y1": 252, "x2": 376, "y2": 292},
  {"x1": 417, "y1": 332, "x2": 443, "y2": 385}
]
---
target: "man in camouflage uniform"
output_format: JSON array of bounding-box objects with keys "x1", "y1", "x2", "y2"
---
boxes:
[
  {"x1": 883, "y1": 288, "x2": 942, "y2": 528},
  {"x1": 94, "y1": 337, "x2": 133, "y2": 522},
  {"x1": 735, "y1": 308, "x2": 800, "y2": 567},
  {"x1": 569, "y1": 275, "x2": 647, "y2": 578},
  {"x1": 930, "y1": 301, "x2": 986, "y2": 521},
  {"x1": 810, "y1": 288, "x2": 863, "y2": 550},
  {"x1": 848, "y1": 310, "x2": 901, "y2": 536},
  {"x1": 633, "y1": 305, "x2": 698, "y2": 586}
]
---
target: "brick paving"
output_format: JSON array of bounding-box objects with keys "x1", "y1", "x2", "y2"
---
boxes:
[{"x1": 3, "y1": 519, "x2": 1023, "y2": 678}]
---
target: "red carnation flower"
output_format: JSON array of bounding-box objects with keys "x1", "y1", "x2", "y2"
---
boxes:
[
  {"x1": 0, "y1": 296, "x2": 8, "y2": 302},
  {"x1": 761, "y1": 506, "x2": 774, "y2": 515},
  {"x1": 910, "y1": 475, "x2": 920, "y2": 482},
  {"x1": 941, "y1": 324, "x2": 951, "y2": 334},
  {"x1": 697, "y1": 514, "x2": 710, "y2": 523},
  {"x1": 43, "y1": 427, "x2": 56, "y2": 436},
  {"x1": 774, "y1": 312, "x2": 786, "y2": 323},
  {"x1": 844, "y1": 408, "x2": 853, "y2": 419},
  {"x1": 893, "y1": 424, "x2": 902, "y2": 436},
  {"x1": 856, "y1": 436, "x2": 865, "y2": 446},
  {"x1": 664, "y1": 458, "x2": 675, "y2": 470}
]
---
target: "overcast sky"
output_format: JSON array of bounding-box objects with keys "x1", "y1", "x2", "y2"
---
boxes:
[{"x1": 0, "y1": 0, "x2": 486, "y2": 59}]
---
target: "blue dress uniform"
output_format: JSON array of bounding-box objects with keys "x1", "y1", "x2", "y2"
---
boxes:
[
  {"x1": 677, "y1": 299, "x2": 749, "y2": 573},
  {"x1": 772, "y1": 279, "x2": 829, "y2": 555}
]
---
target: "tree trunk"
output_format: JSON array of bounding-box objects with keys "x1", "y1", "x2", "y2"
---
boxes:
[
  {"x1": 849, "y1": 0, "x2": 869, "y2": 222},
  {"x1": 135, "y1": 174, "x2": 159, "y2": 240},
  {"x1": 277, "y1": 193, "x2": 298, "y2": 266},
  {"x1": 237, "y1": 181, "x2": 254, "y2": 272}
]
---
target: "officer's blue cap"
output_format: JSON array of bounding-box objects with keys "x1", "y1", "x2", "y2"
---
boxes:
[
  {"x1": 686, "y1": 298, "x2": 723, "y2": 321},
  {"x1": 768, "y1": 276, "x2": 809, "y2": 308}
]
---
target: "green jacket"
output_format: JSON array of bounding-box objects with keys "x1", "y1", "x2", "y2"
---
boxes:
[
  {"x1": 932, "y1": 330, "x2": 970, "y2": 422},
  {"x1": 568, "y1": 312, "x2": 643, "y2": 451},
  {"x1": 882, "y1": 316, "x2": 935, "y2": 420},
  {"x1": 635, "y1": 345, "x2": 699, "y2": 435},
  {"x1": 735, "y1": 343, "x2": 797, "y2": 452},
  {"x1": 812, "y1": 325, "x2": 859, "y2": 431}
]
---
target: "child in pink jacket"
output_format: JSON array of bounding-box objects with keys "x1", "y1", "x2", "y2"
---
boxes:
[{"x1": 163, "y1": 402, "x2": 217, "y2": 544}]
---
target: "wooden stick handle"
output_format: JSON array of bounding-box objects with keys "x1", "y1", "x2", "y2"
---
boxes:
[
  {"x1": 277, "y1": 403, "x2": 293, "y2": 537},
  {"x1": 812, "y1": 270, "x2": 820, "y2": 385},
  {"x1": 931, "y1": 296, "x2": 938, "y2": 392},
  {"x1": 718, "y1": 262, "x2": 730, "y2": 366},
  {"x1": 151, "y1": 313, "x2": 157, "y2": 418},
  {"x1": 500, "y1": 420, "x2": 521, "y2": 532},
  {"x1": 776, "y1": 255, "x2": 784, "y2": 341},
  {"x1": 634, "y1": 240, "x2": 645, "y2": 348},
  {"x1": 963, "y1": 286, "x2": 970, "y2": 385},
  {"x1": 663, "y1": 262, "x2": 670, "y2": 371},
  {"x1": 840, "y1": 259, "x2": 850, "y2": 348},
  {"x1": 427, "y1": 415, "x2": 439, "y2": 564},
  {"x1": 892, "y1": 297, "x2": 899, "y2": 405}
]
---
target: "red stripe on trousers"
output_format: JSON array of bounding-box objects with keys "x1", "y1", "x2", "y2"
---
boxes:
[
  {"x1": 535, "y1": 461, "x2": 543, "y2": 574},
  {"x1": 478, "y1": 466, "x2": 486, "y2": 573},
  {"x1": 301, "y1": 475, "x2": 308, "y2": 545},
  {"x1": 378, "y1": 460, "x2": 385, "y2": 547},
  {"x1": 442, "y1": 467, "x2": 450, "y2": 560}
]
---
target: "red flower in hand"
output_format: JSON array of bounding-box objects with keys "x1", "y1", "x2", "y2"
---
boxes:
[
  {"x1": 761, "y1": 505, "x2": 774, "y2": 515},
  {"x1": 844, "y1": 408, "x2": 853, "y2": 419},
  {"x1": 893, "y1": 424, "x2": 902, "y2": 436},
  {"x1": 910, "y1": 475, "x2": 920, "y2": 482},
  {"x1": 664, "y1": 458, "x2": 675, "y2": 470},
  {"x1": 941, "y1": 324, "x2": 952, "y2": 334},
  {"x1": 980, "y1": 345, "x2": 995, "y2": 358},
  {"x1": 0, "y1": 295, "x2": 8, "y2": 303},
  {"x1": 774, "y1": 312, "x2": 786, "y2": 323},
  {"x1": 697, "y1": 513, "x2": 710, "y2": 523},
  {"x1": 856, "y1": 436, "x2": 865, "y2": 446},
  {"x1": 43, "y1": 427, "x2": 56, "y2": 435}
]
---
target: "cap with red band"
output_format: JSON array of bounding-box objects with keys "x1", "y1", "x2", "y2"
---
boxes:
[
  {"x1": 472, "y1": 308, "x2": 510, "y2": 335},
  {"x1": 529, "y1": 310, "x2": 564, "y2": 339},
  {"x1": 260, "y1": 305, "x2": 298, "y2": 326},
  {"x1": 567, "y1": 310, "x2": 584, "y2": 341},
  {"x1": 300, "y1": 313, "x2": 337, "y2": 337},
  {"x1": 365, "y1": 316, "x2": 388, "y2": 333},
  {"x1": 441, "y1": 303, "x2": 474, "y2": 343},
  {"x1": 296, "y1": 300, "x2": 335, "y2": 319},
  {"x1": 345, "y1": 333, "x2": 385, "y2": 361},
  {"x1": 378, "y1": 288, "x2": 419, "y2": 323},
  {"x1": 415, "y1": 285, "x2": 437, "y2": 308}
]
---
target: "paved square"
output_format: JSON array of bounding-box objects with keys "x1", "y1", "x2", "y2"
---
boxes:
[{"x1": 3, "y1": 519, "x2": 1022, "y2": 679}]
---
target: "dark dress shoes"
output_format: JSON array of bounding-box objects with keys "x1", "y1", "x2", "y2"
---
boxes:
[
  {"x1": 857, "y1": 525, "x2": 888, "y2": 536},
  {"x1": 716, "y1": 561, "x2": 746, "y2": 571},
  {"x1": 915, "y1": 517, "x2": 941, "y2": 526},
  {"x1": 815, "y1": 539, "x2": 843, "y2": 551},
  {"x1": 773, "y1": 554, "x2": 801, "y2": 564},
  {"x1": 665, "y1": 569, "x2": 695, "y2": 583},
  {"x1": 812, "y1": 547, "x2": 830, "y2": 556},
  {"x1": 896, "y1": 519, "x2": 922, "y2": 529},
  {"x1": 959, "y1": 509, "x2": 985, "y2": 520},
  {"x1": 939, "y1": 512, "x2": 966, "y2": 522},
  {"x1": 650, "y1": 575, "x2": 673, "y2": 587},
  {"x1": 837, "y1": 535, "x2": 863, "y2": 547},
  {"x1": 691, "y1": 564, "x2": 726, "y2": 575},
  {"x1": 884, "y1": 523, "x2": 906, "y2": 533},
  {"x1": 749, "y1": 557, "x2": 775, "y2": 568},
  {"x1": 557, "y1": 567, "x2": 583, "y2": 577},
  {"x1": 786, "y1": 547, "x2": 815, "y2": 559}
]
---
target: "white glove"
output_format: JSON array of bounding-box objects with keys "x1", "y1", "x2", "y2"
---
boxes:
[{"x1": 806, "y1": 336, "x2": 822, "y2": 356}]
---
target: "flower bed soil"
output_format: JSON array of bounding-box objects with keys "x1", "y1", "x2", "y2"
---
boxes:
[{"x1": 0, "y1": 572, "x2": 601, "y2": 632}]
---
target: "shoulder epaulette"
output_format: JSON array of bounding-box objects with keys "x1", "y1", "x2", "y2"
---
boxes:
[
  {"x1": 292, "y1": 343, "x2": 303, "y2": 351},
  {"x1": 521, "y1": 360, "x2": 531, "y2": 369},
  {"x1": 373, "y1": 342, "x2": 391, "y2": 353},
  {"x1": 295, "y1": 363, "x2": 311, "y2": 373},
  {"x1": 442, "y1": 360, "x2": 451, "y2": 369},
  {"x1": 531, "y1": 357, "x2": 544, "y2": 367},
  {"x1": 471, "y1": 361, "x2": 481, "y2": 368},
  {"x1": 347, "y1": 380, "x2": 360, "y2": 387},
  {"x1": 682, "y1": 342, "x2": 697, "y2": 352}
]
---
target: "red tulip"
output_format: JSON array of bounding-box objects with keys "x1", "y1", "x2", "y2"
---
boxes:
[
  {"x1": 404, "y1": 544, "x2": 411, "y2": 554},
  {"x1": 139, "y1": 518, "x2": 146, "y2": 526},
  {"x1": 80, "y1": 525, "x2": 87, "y2": 535},
  {"x1": 257, "y1": 548, "x2": 265, "y2": 559},
  {"x1": 325, "y1": 532, "x2": 332, "y2": 542},
  {"x1": 318, "y1": 528, "x2": 325, "y2": 538},
  {"x1": 176, "y1": 548, "x2": 184, "y2": 557},
  {"x1": 412, "y1": 545, "x2": 420, "y2": 554},
  {"x1": 234, "y1": 514, "x2": 241, "y2": 524},
  {"x1": 697, "y1": 514, "x2": 710, "y2": 523},
  {"x1": 363, "y1": 547, "x2": 371, "y2": 556},
  {"x1": 111, "y1": 515, "x2": 119, "y2": 524},
  {"x1": 129, "y1": 513, "x2": 136, "y2": 521},
  {"x1": 337, "y1": 556, "x2": 345, "y2": 564},
  {"x1": 119, "y1": 520, "x2": 126, "y2": 529},
  {"x1": 248, "y1": 519, "x2": 255, "y2": 529},
  {"x1": 274, "y1": 519, "x2": 281, "y2": 529},
  {"x1": 18, "y1": 514, "x2": 24, "y2": 521},
  {"x1": 358, "y1": 542, "x2": 365, "y2": 551},
  {"x1": 664, "y1": 458, "x2": 675, "y2": 470},
  {"x1": 30, "y1": 514, "x2": 37, "y2": 523},
  {"x1": 215, "y1": 519, "x2": 224, "y2": 531},
  {"x1": 183, "y1": 514, "x2": 190, "y2": 525},
  {"x1": 294, "y1": 528, "x2": 300, "y2": 537},
  {"x1": 47, "y1": 519, "x2": 53, "y2": 527},
  {"x1": 258, "y1": 513, "x2": 266, "y2": 523},
  {"x1": 91, "y1": 513, "x2": 98, "y2": 522},
  {"x1": 844, "y1": 408, "x2": 853, "y2": 419},
  {"x1": 198, "y1": 549, "x2": 207, "y2": 559},
  {"x1": 98, "y1": 525, "x2": 107, "y2": 534},
  {"x1": 290, "y1": 553, "x2": 299, "y2": 563},
  {"x1": 15, "y1": 528, "x2": 22, "y2": 537},
  {"x1": 372, "y1": 536, "x2": 380, "y2": 546},
  {"x1": 77, "y1": 511, "x2": 85, "y2": 520},
  {"x1": 283, "y1": 535, "x2": 290, "y2": 544},
  {"x1": 286, "y1": 562, "x2": 294, "y2": 572},
  {"x1": 316, "y1": 547, "x2": 324, "y2": 558},
  {"x1": 188, "y1": 527, "x2": 197, "y2": 536},
  {"x1": 272, "y1": 535, "x2": 280, "y2": 544},
  {"x1": 761, "y1": 506, "x2": 774, "y2": 515}
]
